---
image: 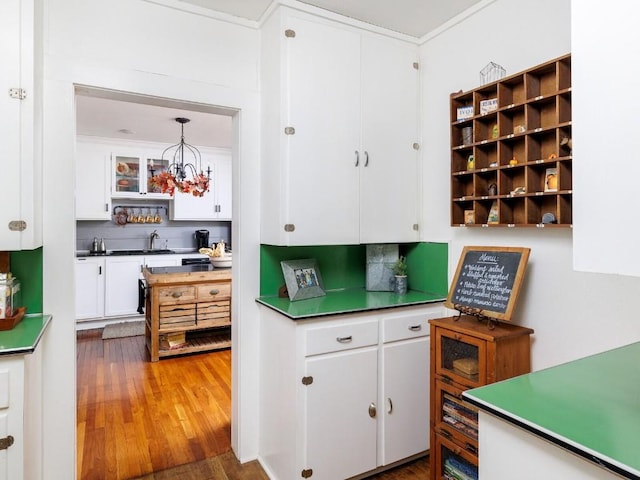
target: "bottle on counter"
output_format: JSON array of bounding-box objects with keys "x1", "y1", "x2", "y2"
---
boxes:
[
  {"x1": 92, "y1": 237, "x2": 99, "y2": 252},
  {"x1": 99, "y1": 238, "x2": 106, "y2": 253}
]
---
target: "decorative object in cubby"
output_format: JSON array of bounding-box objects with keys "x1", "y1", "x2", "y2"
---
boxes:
[{"x1": 451, "y1": 54, "x2": 571, "y2": 227}]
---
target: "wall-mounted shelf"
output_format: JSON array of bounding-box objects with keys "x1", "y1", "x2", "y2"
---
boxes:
[{"x1": 450, "y1": 54, "x2": 572, "y2": 227}]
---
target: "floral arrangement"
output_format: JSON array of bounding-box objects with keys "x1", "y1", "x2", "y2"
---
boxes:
[{"x1": 150, "y1": 171, "x2": 209, "y2": 197}]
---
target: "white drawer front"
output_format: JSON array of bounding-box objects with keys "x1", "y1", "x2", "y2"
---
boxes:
[
  {"x1": 305, "y1": 320, "x2": 378, "y2": 356},
  {"x1": 382, "y1": 308, "x2": 444, "y2": 343}
]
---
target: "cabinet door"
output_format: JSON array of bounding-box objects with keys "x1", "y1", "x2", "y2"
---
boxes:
[
  {"x1": 170, "y1": 150, "x2": 231, "y2": 221},
  {"x1": 285, "y1": 16, "x2": 361, "y2": 245},
  {"x1": 104, "y1": 256, "x2": 143, "y2": 317},
  {"x1": 75, "y1": 258, "x2": 105, "y2": 320},
  {"x1": 434, "y1": 328, "x2": 487, "y2": 389},
  {"x1": 381, "y1": 336, "x2": 430, "y2": 465},
  {"x1": 0, "y1": 0, "x2": 40, "y2": 250},
  {"x1": 304, "y1": 347, "x2": 377, "y2": 479},
  {"x1": 75, "y1": 140, "x2": 111, "y2": 220},
  {"x1": 112, "y1": 155, "x2": 143, "y2": 197},
  {"x1": 359, "y1": 36, "x2": 420, "y2": 243},
  {"x1": 213, "y1": 152, "x2": 232, "y2": 220}
]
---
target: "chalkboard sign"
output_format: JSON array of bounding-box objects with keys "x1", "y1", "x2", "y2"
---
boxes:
[{"x1": 445, "y1": 246, "x2": 530, "y2": 321}]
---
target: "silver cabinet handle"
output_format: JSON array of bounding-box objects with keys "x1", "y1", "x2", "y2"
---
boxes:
[
  {"x1": 364, "y1": 151, "x2": 369, "y2": 166},
  {"x1": 171, "y1": 292, "x2": 182, "y2": 298},
  {"x1": 369, "y1": 402, "x2": 377, "y2": 418},
  {"x1": 408, "y1": 324, "x2": 422, "y2": 331},
  {"x1": 387, "y1": 397, "x2": 393, "y2": 414},
  {"x1": 336, "y1": 336, "x2": 353, "y2": 343},
  {"x1": 354, "y1": 150, "x2": 359, "y2": 167},
  {"x1": 209, "y1": 289, "x2": 220, "y2": 296}
]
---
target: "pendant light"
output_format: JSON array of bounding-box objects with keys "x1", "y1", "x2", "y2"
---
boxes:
[{"x1": 150, "y1": 117, "x2": 211, "y2": 197}]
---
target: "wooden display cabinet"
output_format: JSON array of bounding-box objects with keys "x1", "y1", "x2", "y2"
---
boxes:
[
  {"x1": 429, "y1": 315, "x2": 533, "y2": 480},
  {"x1": 451, "y1": 54, "x2": 571, "y2": 227}
]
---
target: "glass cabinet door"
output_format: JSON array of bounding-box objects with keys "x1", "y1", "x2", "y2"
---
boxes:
[
  {"x1": 113, "y1": 155, "x2": 141, "y2": 195},
  {"x1": 146, "y1": 158, "x2": 170, "y2": 195},
  {"x1": 434, "y1": 328, "x2": 486, "y2": 388},
  {"x1": 434, "y1": 379, "x2": 478, "y2": 450},
  {"x1": 433, "y1": 433, "x2": 478, "y2": 480}
]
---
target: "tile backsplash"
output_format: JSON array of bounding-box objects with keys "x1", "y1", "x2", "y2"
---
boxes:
[{"x1": 76, "y1": 220, "x2": 231, "y2": 252}]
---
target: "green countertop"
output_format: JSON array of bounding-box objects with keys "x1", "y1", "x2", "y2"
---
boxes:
[
  {"x1": 256, "y1": 288, "x2": 444, "y2": 319},
  {"x1": 0, "y1": 314, "x2": 52, "y2": 355},
  {"x1": 464, "y1": 342, "x2": 640, "y2": 479}
]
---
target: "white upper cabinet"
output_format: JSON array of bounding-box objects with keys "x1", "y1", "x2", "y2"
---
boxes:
[
  {"x1": 111, "y1": 148, "x2": 170, "y2": 199},
  {"x1": 75, "y1": 137, "x2": 111, "y2": 220},
  {"x1": 0, "y1": 0, "x2": 42, "y2": 250},
  {"x1": 170, "y1": 148, "x2": 232, "y2": 221},
  {"x1": 261, "y1": 7, "x2": 420, "y2": 246}
]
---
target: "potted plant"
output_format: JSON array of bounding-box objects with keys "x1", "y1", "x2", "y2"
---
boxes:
[{"x1": 392, "y1": 256, "x2": 408, "y2": 295}]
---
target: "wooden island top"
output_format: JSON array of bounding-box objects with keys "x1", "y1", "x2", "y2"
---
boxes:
[{"x1": 143, "y1": 264, "x2": 231, "y2": 285}]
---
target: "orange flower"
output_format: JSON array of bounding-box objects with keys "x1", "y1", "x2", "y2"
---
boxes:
[{"x1": 150, "y1": 172, "x2": 209, "y2": 197}]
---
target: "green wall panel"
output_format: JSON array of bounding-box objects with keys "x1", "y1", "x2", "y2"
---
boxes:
[
  {"x1": 9, "y1": 247, "x2": 43, "y2": 314},
  {"x1": 260, "y1": 242, "x2": 448, "y2": 297}
]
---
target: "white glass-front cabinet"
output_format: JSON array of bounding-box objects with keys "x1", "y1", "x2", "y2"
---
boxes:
[
  {"x1": 170, "y1": 149, "x2": 232, "y2": 221},
  {"x1": 0, "y1": 0, "x2": 42, "y2": 250},
  {"x1": 261, "y1": 8, "x2": 420, "y2": 246},
  {"x1": 112, "y1": 153, "x2": 170, "y2": 199}
]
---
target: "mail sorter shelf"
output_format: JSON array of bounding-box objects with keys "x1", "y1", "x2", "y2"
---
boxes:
[{"x1": 450, "y1": 54, "x2": 572, "y2": 227}]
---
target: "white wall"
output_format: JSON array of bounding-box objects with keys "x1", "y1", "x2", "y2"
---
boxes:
[
  {"x1": 420, "y1": 0, "x2": 640, "y2": 371},
  {"x1": 572, "y1": 0, "x2": 640, "y2": 276},
  {"x1": 42, "y1": 0, "x2": 261, "y2": 477}
]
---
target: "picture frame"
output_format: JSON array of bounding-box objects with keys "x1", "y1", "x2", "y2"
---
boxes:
[
  {"x1": 544, "y1": 167, "x2": 558, "y2": 192},
  {"x1": 281, "y1": 258, "x2": 326, "y2": 302}
]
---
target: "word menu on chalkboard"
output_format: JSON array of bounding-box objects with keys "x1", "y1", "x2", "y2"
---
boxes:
[{"x1": 445, "y1": 246, "x2": 530, "y2": 321}]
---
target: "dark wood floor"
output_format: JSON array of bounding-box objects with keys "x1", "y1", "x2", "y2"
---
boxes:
[{"x1": 77, "y1": 329, "x2": 429, "y2": 479}]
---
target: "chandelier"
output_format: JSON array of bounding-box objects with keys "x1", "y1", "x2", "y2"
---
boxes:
[{"x1": 150, "y1": 117, "x2": 211, "y2": 197}]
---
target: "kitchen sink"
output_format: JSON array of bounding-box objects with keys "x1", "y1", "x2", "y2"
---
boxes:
[{"x1": 109, "y1": 249, "x2": 176, "y2": 256}]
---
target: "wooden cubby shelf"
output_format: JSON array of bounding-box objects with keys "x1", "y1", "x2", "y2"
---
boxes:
[{"x1": 450, "y1": 54, "x2": 572, "y2": 227}]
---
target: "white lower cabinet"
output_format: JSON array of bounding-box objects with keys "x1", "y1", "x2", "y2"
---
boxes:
[
  {"x1": 76, "y1": 254, "x2": 182, "y2": 321},
  {"x1": 74, "y1": 257, "x2": 105, "y2": 320},
  {"x1": 259, "y1": 303, "x2": 443, "y2": 480}
]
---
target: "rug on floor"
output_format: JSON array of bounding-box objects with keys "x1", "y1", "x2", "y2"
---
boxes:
[{"x1": 102, "y1": 320, "x2": 145, "y2": 339}]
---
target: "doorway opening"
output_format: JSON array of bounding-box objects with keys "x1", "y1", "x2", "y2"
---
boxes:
[{"x1": 74, "y1": 85, "x2": 239, "y2": 478}]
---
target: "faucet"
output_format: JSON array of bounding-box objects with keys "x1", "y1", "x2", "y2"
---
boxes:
[{"x1": 149, "y1": 230, "x2": 159, "y2": 250}]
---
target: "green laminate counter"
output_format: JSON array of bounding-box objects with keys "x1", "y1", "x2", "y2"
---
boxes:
[
  {"x1": 464, "y1": 342, "x2": 640, "y2": 479},
  {"x1": 256, "y1": 288, "x2": 444, "y2": 319},
  {"x1": 0, "y1": 314, "x2": 52, "y2": 355}
]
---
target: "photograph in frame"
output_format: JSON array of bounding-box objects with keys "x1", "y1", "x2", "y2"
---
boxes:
[{"x1": 281, "y1": 258, "x2": 326, "y2": 301}]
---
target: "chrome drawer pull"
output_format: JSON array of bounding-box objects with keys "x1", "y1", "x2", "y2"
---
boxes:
[
  {"x1": 209, "y1": 289, "x2": 220, "y2": 295},
  {"x1": 336, "y1": 336, "x2": 353, "y2": 343},
  {"x1": 408, "y1": 324, "x2": 422, "y2": 331},
  {"x1": 171, "y1": 292, "x2": 182, "y2": 298}
]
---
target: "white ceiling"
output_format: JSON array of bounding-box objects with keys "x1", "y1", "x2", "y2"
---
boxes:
[
  {"x1": 76, "y1": 0, "x2": 483, "y2": 147},
  {"x1": 177, "y1": 0, "x2": 483, "y2": 38}
]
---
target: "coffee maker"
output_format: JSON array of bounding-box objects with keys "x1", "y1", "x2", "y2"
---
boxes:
[{"x1": 195, "y1": 230, "x2": 210, "y2": 249}]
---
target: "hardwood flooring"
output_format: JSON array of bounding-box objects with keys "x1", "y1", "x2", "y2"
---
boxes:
[{"x1": 77, "y1": 329, "x2": 430, "y2": 479}]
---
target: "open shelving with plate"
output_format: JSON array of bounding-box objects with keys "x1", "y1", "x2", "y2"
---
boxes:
[{"x1": 450, "y1": 54, "x2": 572, "y2": 227}]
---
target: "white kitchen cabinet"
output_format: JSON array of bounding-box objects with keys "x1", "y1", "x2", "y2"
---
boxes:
[
  {"x1": 111, "y1": 150, "x2": 170, "y2": 199},
  {"x1": 170, "y1": 149, "x2": 232, "y2": 221},
  {"x1": 74, "y1": 257, "x2": 105, "y2": 320},
  {"x1": 0, "y1": 0, "x2": 42, "y2": 250},
  {"x1": 379, "y1": 313, "x2": 431, "y2": 465},
  {"x1": 259, "y1": 303, "x2": 444, "y2": 480},
  {"x1": 75, "y1": 137, "x2": 111, "y2": 220},
  {"x1": 261, "y1": 7, "x2": 420, "y2": 246},
  {"x1": 104, "y1": 256, "x2": 143, "y2": 317}
]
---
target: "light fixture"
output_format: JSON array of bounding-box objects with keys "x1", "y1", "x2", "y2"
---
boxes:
[{"x1": 150, "y1": 117, "x2": 211, "y2": 197}]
